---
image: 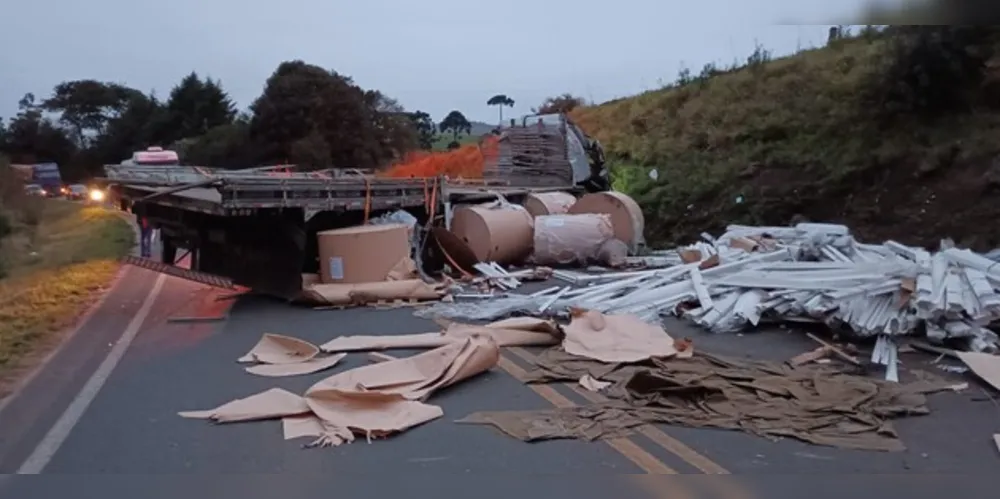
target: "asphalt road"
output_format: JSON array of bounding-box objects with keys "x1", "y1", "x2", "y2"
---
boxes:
[{"x1": 0, "y1": 268, "x2": 998, "y2": 498}]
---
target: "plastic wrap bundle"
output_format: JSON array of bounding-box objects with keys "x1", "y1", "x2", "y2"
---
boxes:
[
  {"x1": 533, "y1": 214, "x2": 615, "y2": 266},
  {"x1": 568, "y1": 191, "x2": 645, "y2": 252}
]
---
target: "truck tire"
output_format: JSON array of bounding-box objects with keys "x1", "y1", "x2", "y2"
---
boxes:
[{"x1": 161, "y1": 237, "x2": 177, "y2": 265}]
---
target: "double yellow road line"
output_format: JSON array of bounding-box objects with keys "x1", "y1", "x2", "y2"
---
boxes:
[{"x1": 497, "y1": 347, "x2": 756, "y2": 498}]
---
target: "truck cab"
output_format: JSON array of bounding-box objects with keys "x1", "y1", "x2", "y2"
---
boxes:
[{"x1": 122, "y1": 146, "x2": 180, "y2": 166}]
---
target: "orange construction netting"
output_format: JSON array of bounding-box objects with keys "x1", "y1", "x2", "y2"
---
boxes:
[{"x1": 380, "y1": 135, "x2": 499, "y2": 179}]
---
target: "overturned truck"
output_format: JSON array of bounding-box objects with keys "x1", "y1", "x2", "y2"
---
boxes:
[{"x1": 100, "y1": 113, "x2": 609, "y2": 299}]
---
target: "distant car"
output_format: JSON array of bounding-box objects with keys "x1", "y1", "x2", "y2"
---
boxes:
[
  {"x1": 24, "y1": 184, "x2": 47, "y2": 197},
  {"x1": 66, "y1": 184, "x2": 89, "y2": 201}
]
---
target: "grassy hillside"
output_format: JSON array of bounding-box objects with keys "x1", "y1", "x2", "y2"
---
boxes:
[{"x1": 571, "y1": 30, "x2": 1000, "y2": 251}]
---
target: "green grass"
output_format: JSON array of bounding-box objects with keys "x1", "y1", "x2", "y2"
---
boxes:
[
  {"x1": 0, "y1": 200, "x2": 134, "y2": 382},
  {"x1": 571, "y1": 35, "x2": 1000, "y2": 249}
]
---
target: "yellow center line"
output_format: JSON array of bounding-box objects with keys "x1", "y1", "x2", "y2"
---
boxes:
[
  {"x1": 495, "y1": 356, "x2": 677, "y2": 475},
  {"x1": 505, "y1": 347, "x2": 730, "y2": 475}
]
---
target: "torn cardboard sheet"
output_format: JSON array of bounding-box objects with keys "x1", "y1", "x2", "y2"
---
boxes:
[
  {"x1": 303, "y1": 279, "x2": 446, "y2": 306},
  {"x1": 308, "y1": 335, "x2": 500, "y2": 401},
  {"x1": 179, "y1": 388, "x2": 310, "y2": 423},
  {"x1": 319, "y1": 317, "x2": 561, "y2": 353},
  {"x1": 301, "y1": 390, "x2": 444, "y2": 447},
  {"x1": 956, "y1": 351, "x2": 1000, "y2": 392},
  {"x1": 183, "y1": 337, "x2": 500, "y2": 448},
  {"x1": 237, "y1": 334, "x2": 320, "y2": 364},
  {"x1": 245, "y1": 353, "x2": 347, "y2": 377},
  {"x1": 563, "y1": 310, "x2": 678, "y2": 363},
  {"x1": 464, "y1": 350, "x2": 957, "y2": 452}
]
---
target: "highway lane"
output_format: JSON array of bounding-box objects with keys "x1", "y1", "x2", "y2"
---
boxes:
[{"x1": 0, "y1": 269, "x2": 998, "y2": 498}]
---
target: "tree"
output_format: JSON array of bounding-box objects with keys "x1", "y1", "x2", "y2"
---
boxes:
[
  {"x1": 533, "y1": 93, "x2": 587, "y2": 115},
  {"x1": 248, "y1": 60, "x2": 416, "y2": 170},
  {"x1": 42, "y1": 80, "x2": 141, "y2": 146},
  {"x1": 438, "y1": 110, "x2": 471, "y2": 142},
  {"x1": 486, "y1": 94, "x2": 515, "y2": 123},
  {"x1": 407, "y1": 111, "x2": 436, "y2": 149},
  {"x1": 2, "y1": 95, "x2": 78, "y2": 176},
  {"x1": 165, "y1": 72, "x2": 237, "y2": 143}
]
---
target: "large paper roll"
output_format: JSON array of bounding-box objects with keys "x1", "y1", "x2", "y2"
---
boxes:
[
  {"x1": 567, "y1": 191, "x2": 645, "y2": 250},
  {"x1": 522, "y1": 191, "x2": 577, "y2": 218},
  {"x1": 449, "y1": 204, "x2": 534, "y2": 264}
]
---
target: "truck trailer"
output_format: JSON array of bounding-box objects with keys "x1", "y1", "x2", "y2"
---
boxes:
[{"x1": 99, "y1": 113, "x2": 609, "y2": 299}]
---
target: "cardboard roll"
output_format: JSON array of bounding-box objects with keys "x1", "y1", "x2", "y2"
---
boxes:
[
  {"x1": 567, "y1": 191, "x2": 645, "y2": 250},
  {"x1": 317, "y1": 223, "x2": 411, "y2": 284},
  {"x1": 522, "y1": 191, "x2": 577, "y2": 218},
  {"x1": 449, "y1": 204, "x2": 533, "y2": 265}
]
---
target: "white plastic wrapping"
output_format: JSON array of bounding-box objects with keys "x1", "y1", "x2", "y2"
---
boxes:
[{"x1": 533, "y1": 214, "x2": 615, "y2": 266}]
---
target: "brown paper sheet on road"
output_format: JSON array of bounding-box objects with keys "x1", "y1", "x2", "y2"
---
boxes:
[
  {"x1": 563, "y1": 309, "x2": 680, "y2": 363},
  {"x1": 181, "y1": 336, "x2": 500, "y2": 447},
  {"x1": 237, "y1": 333, "x2": 320, "y2": 364},
  {"x1": 303, "y1": 279, "x2": 446, "y2": 306},
  {"x1": 459, "y1": 349, "x2": 958, "y2": 452},
  {"x1": 245, "y1": 354, "x2": 347, "y2": 377},
  {"x1": 319, "y1": 317, "x2": 562, "y2": 353},
  {"x1": 955, "y1": 351, "x2": 1000, "y2": 392}
]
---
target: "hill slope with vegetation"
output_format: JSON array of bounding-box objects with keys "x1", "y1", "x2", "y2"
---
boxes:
[{"x1": 571, "y1": 27, "x2": 1000, "y2": 251}]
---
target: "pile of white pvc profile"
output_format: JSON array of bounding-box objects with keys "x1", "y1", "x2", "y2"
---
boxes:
[{"x1": 535, "y1": 222, "x2": 1000, "y2": 352}]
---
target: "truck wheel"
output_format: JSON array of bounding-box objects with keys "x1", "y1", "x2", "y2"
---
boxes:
[{"x1": 162, "y1": 238, "x2": 177, "y2": 264}]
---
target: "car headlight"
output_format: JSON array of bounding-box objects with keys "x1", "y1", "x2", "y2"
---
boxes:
[{"x1": 89, "y1": 189, "x2": 105, "y2": 202}]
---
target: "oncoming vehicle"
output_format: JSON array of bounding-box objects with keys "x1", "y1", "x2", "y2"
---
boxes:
[
  {"x1": 65, "y1": 184, "x2": 89, "y2": 201},
  {"x1": 24, "y1": 183, "x2": 47, "y2": 197}
]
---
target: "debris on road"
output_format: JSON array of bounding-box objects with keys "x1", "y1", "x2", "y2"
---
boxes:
[
  {"x1": 458, "y1": 349, "x2": 960, "y2": 452},
  {"x1": 237, "y1": 333, "x2": 346, "y2": 377},
  {"x1": 180, "y1": 336, "x2": 500, "y2": 447},
  {"x1": 319, "y1": 316, "x2": 562, "y2": 352},
  {"x1": 420, "y1": 222, "x2": 1000, "y2": 354}
]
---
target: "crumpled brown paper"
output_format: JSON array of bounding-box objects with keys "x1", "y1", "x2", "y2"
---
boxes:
[
  {"x1": 319, "y1": 317, "x2": 561, "y2": 353},
  {"x1": 181, "y1": 335, "x2": 500, "y2": 448},
  {"x1": 303, "y1": 279, "x2": 446, "y2": 306},
  {"x1": 237, "y1": 333, "x2": 320, "y2": 364},
  {"x1": 563, "y1": 309, "x2": 678, "y2": 363}
]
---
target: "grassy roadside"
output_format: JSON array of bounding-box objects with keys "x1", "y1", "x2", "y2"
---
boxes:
[{"x1": 0, "y1": 199, "x2": 134, "y2": 382}]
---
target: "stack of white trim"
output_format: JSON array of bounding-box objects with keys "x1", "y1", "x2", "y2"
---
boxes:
[{"x1": 542, "y1": 223, "x2": 1000, "y2": 352}]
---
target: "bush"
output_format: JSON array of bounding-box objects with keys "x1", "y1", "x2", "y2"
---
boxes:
[{"x1": 862, "y1": 26, "x2": 994, "y2": 122}]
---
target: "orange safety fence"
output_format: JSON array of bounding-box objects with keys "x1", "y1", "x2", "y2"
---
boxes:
[{"x1": 380, "y1": 135, "x2": 499, "y2": 180}]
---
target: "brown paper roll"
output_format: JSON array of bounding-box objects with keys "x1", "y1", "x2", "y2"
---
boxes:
[
  {"x1": 317, "y1": 224, "x2": 411, "y2": 284},
  {"x1": 567, "y1": 191, "x2": 645, "y2": 249},
  {"x1": 450, "y1": 205, "x2": 534, "y2": 264},
  {"x1": 522, "y1": 192, "x2": 577, "y2": 217}
]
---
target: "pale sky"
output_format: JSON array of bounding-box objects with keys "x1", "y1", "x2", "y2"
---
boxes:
[{"x1": 0, "y1": 0, "x2": 878, "y2": 125}]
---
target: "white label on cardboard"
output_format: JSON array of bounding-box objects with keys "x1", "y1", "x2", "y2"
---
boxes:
[
  {"x1": 328, "y1": 257, "x2": 344, "y2": 280},
  {"x1": 545, "y1": 217, "x2": 565, "y2": 227}
]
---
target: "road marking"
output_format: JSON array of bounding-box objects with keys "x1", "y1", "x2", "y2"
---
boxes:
[
  {"x1": 495, "y1": 356, "x2": 676, "y2": 474},
  {"x1": 505, "y1": 346, "x2": 730, "y2": 475},
  {"x1": 0, "y1": 265, "x2": 130, "y2": 416},
  {"x1": 16, "y1": 273, "x2": 167, "y2": 474}
]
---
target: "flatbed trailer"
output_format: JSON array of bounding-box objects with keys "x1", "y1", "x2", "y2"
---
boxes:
[{"x1": 98, "y1": 164, "x2": 587, "y2": 299}]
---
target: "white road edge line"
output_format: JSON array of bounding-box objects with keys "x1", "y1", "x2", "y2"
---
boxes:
[{"x1": 16, "y1": 273, "x2": 167, "y2": 474}]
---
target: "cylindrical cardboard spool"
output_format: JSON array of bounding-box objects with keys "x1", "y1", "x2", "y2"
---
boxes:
[
  {"x1": 567, "y1": 191, "x2": 645, "y2": 249},
  {"x1": 317, "y1": 223, "x2": 411, "y2": 284},
  {"x1": 522, "y1": 192, "x2": 577, "y2": 218},
  {"x1": 450, "y1": 205, "x2": 534, "y2": 264},
  {"x1": 533, "y1": 214, "x2": 614, "y2": 266}
]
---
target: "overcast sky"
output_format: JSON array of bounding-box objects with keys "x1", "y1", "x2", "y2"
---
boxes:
[{"x1": 0, "y1": 0, "x2": 881, "y2": 125}]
